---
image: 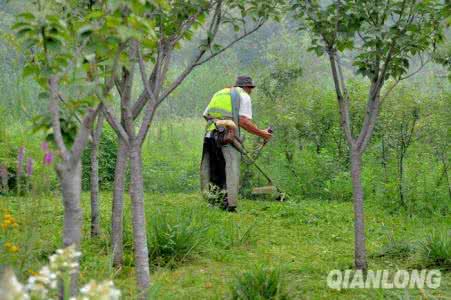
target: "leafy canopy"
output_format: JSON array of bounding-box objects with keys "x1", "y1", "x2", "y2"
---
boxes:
[{"x1": 292, "y1": 0, "x2": 447, "y2": 80}]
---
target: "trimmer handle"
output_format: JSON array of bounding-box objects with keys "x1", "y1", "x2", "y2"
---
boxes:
[{"x1": 267, "y1": 126, "x2": 273, "y2": 134}]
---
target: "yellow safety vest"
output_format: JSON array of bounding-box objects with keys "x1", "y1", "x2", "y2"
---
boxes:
[{"x1": 204, "y1": 87, "x2": 243, "y2": 132}]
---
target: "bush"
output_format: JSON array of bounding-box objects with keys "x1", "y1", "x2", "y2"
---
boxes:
[
  {"x1": 418, "y1": 230, "x2": 451, "y2": 270},
  {"x1": 82, "y1": 124, "x2": 118, "y2": 191},
  {"x1": 147, "y1": 209, "x2": 207, "y2": 268},
  {"x1": 203, "y1": 183, "x2": 227, "y2": 208},
  {"x1": 229, "y1": 265, "x2": 289, "y2": 300},
  {"x1": 372, "y1": 239, "x2": 416, "y2": 259}
]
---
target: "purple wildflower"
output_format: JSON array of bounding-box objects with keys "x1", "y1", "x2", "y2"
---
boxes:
[
  {"x1": 0, "y1": 165, "x2": 8, "y2": 189},
  {"x1": 43, "y1": 151, "x2": 53, "y2": 166},
  {"x1": 26, "y1": 158, "x2": 33, "y2": 177},
  {"x1": 17, "y1": 146, "x2": 25, "y2": 177}
]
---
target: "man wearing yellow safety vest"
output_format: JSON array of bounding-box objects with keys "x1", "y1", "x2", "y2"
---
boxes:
[{"x1": 201, "y1": 76, "x2": 272, "y2": 212}]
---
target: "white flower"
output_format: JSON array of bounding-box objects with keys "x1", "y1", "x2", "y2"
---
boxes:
[
  {"x1": 78, "y1": 280, "x2": 121, "y2": 300},
  {"x1": 0, "y1": 269, "x2": 30, "y2": 300}
]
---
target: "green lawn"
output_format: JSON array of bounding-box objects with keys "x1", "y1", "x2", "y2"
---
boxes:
[{"x1": 1, "y1": 192, "x2": 450, "y2": 299}]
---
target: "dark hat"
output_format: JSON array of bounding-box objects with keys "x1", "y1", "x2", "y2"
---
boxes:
[{"x1": 235, "y1": 76, "x2": 255, "y2": 88}]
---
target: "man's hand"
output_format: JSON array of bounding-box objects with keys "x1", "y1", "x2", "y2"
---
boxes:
[{"x1": 261, "y1": 129, "x2": 272, "y2": 142}]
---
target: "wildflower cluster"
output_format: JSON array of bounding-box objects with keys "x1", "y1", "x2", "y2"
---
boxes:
[
  {"x1": 1, "y1": 212, "x2": 18, "y2": 230},
  {"x1": 41, "y1": 142, "x2": 53, "y2": 166},
  {"x1": 0, "y1": 245, "x2": 122, "y2": 299},
  {"x1": 49, "y1": 246, "x2": 81, "y2": 275},
  {"x1": 75, "y1": 280, "x2": 121, "y2": 300},
  {"x1": 1, "y1": 211, "x2": 20, "y2": 253},
  {"x1": 4, "y1": 241, "x2": 20, "y2": 253}
]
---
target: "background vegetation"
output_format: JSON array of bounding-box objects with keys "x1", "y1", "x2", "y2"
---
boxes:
[{"x1": 0, "y1": 0, "x2": 449, "y2": 298}]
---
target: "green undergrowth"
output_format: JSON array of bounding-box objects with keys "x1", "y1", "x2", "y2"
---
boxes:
[{"x1": 0, "y1": 193, "x2": 450, "y2": 299}]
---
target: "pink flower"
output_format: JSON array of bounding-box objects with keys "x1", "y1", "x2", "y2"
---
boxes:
[
  {"x1": 43, "y1": 152, "x2": 53, "y2": 166},
  {"x1": 17, "y1": 147, "x2": 25, "y2": 177},
  {"x1": 26, "y1": 158, "x2": 33, "y2": 177}
]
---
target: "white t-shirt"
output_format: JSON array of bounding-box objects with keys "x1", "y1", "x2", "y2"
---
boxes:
[
  {"x1": 238, "y1": 88, "x2": 253, "y2": 119},
  {"x1": 203, "y1": 87, "x2": 253, "y2": 119}
]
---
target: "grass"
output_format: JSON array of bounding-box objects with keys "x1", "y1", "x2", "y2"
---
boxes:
[
  {"x1": 418, "y1": 230, "x2": 451, "y2": 270},
  {"x1": 229, "y1": 265, "x2": 289, "y2": 300},
  {"x1": 0, "y1": 192, "x2": 450, "y2": 299}
]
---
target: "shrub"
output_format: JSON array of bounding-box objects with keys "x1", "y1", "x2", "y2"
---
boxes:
[
  {"x1": 229, "y1": 265, "x2": 289, "y2": 300},
  {"x1": 82, "y1": 124, "x2": 118, "y2": 191},
  {"x1": 372, "y1": 235, "x2": 416, "y2": 259},
  {"x1": 418, "y1": 230, "x2": 451, "y2": 270},
  {"x1": 203, "y1": 183, "x2": 227, "y2": 208},
  {"x1": 147, "y1": 209, "x2": 207, "y2": 268}
]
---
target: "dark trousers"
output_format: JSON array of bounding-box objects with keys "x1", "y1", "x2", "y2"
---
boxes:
[{"x1": 200, "y1": 137, "x2": 241, "y2": 207}]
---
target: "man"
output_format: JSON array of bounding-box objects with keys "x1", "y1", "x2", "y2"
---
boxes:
[{"x1": 200, "y1": 76, "x2": 272, "y2": 212}]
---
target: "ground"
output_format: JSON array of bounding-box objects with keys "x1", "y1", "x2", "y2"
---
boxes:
[{"x1": 0, "y1": 192, "x2": 449, "y2": 299}]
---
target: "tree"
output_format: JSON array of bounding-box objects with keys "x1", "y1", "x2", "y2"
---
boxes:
[
  {"x1": 89, "y1": 112, "x2": 104, "y2": 237},
  {"x1": 15, "y1": 0, "x2": 285, "y2": 297},
  {"x1": 292, "y1": 0, "x2": 446, "y2": 270},
  {"x1": 12, "y1": 0, "x2": 127, "y2": 295},
  {"x1": 97, "y1": 2, "x2": 284, "y2": 297}
]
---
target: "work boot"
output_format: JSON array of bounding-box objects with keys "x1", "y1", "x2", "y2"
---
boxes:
[{"x1": 225, "y1": 206, "x2": 237, "y2": 213}]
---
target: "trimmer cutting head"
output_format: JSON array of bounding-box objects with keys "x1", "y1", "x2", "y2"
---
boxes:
[{"x1": 251, "y1": 186, "x2": 286, "y2": 201}]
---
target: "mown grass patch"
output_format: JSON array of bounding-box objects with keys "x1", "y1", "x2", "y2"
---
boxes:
[{"x1": 0, "y1": 192, "x2": 450, "y2": 299}]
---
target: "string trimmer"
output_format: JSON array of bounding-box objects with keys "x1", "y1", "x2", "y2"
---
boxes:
[{"x1": 232, "y1": 128, "x2": 286, "y2": 201}]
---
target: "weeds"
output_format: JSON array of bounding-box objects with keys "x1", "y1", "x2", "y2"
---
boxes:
[
  {"x1": 203, "y1": 183, "x2": 227, "y2": 208},
  {"x1": 418, "y1": 230, "x2": 451, "y2": 270},
  {"x1": 372, "y1": 235, "x2": 416, "y2": 259},
  {"x1": 147, "y1": 209, "x2": 208, "y2": 268},
  {"x1": 229, "y1": 265, "x2": 289, "y2": 300}
]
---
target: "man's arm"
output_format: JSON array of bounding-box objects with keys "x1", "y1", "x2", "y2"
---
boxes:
[{"x1": 239, "y1": 116, "x2": 272, "y2": 141}]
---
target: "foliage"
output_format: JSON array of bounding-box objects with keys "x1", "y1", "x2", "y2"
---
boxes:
[
  {"x1": 372, "y1": 236, "x2": 416, "y2": 259},
  {"x1": 82, "y1": 124, "x2": 118, "y2": 191},
  {"x1": 203, "y1": 183, "x2": 227, "y2": 208},
  {"x1": 229, "y1": 265, "x2": 289, "y2": 300},
  {"x1": 0, "y1": 192, "x2": 450, "y2": 298},
  {"x1": 147, "y1": 208, "x2": 208, "y2": 268},
  {"x1": 418, "y1": 230, "x2": 451, "y2": 270},
  {"x1": 292, "y1": 0, "x2": 446, "y2": 81}
]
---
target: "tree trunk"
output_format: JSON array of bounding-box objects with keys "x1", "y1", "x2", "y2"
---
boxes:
[
  {"x1": 90, "y1": 123, "x2": 103, "y2": 237},
  {"x1": 112, "y1": 140, "x2": 128, "y2": 266},
  {"x1": 56, "y1": 160, "x2": 82, "y2": 296},
  {"x1": 129, "y1": 145, "x2": 150, "y2": 298},
  {"x1": 440, "y1": 155, "x2": 451, "y2": 201},
  {"x1": 398, "y1": 148, "x2": 406, "y2": 208},
  {"x1": 350, "y1": 149, "x2": 368, "y2": 272}
]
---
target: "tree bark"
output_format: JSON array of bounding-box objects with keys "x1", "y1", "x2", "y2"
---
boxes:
[
  {"x1": 129, "y1": 145, "x2": 151, "y2": 298},
  {"x1": 398, "y1": 147, "x2": 406, "y2": 208},
  {"x1": 56, "y1": 160, "x2": 82, "y2": 296},
  {"x1": 350, "y1": 149, "x2": 368, "y2": 272},
  {"x1": 90, "y1": 114, "x2": 104, "y2": 237},
  {"x1": 112, "y1": 140, "x2": 128, "y2": 266}
]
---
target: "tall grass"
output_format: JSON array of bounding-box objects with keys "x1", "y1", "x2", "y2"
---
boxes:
[
  {"x1": 418, "y1": 230, "x2": 451, "y2": 270},
  {"x1": 147, "y1": 208, "x2": 208, "y2": 268},
  {"x1": 229, "y1": 265, "x2": 290, "y2": 300}
]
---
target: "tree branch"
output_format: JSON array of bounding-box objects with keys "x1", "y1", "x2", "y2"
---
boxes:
[
  {"x1": 102, "y1": 103, "x2": 129, "y2": 144},
  {"x1": 70, "y1": 104, "x2": 101, "y2": 166},
  {"x1": 159, "y1": 20, "x2": 264, "y2": 103},
  {"x1": 48, "y1": 76, "x2": 70, "y2": 161},
  {"x1": 327, "y1": 50, "x2": 354, "y2": 145},
  {"x1": 137, "y1": 45, "x2": 158, "y2": 105}
]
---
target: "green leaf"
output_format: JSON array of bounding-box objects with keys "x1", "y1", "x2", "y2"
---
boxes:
[{"x1": 23, "y1": 64, "x2": 39, "y2": 78}]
